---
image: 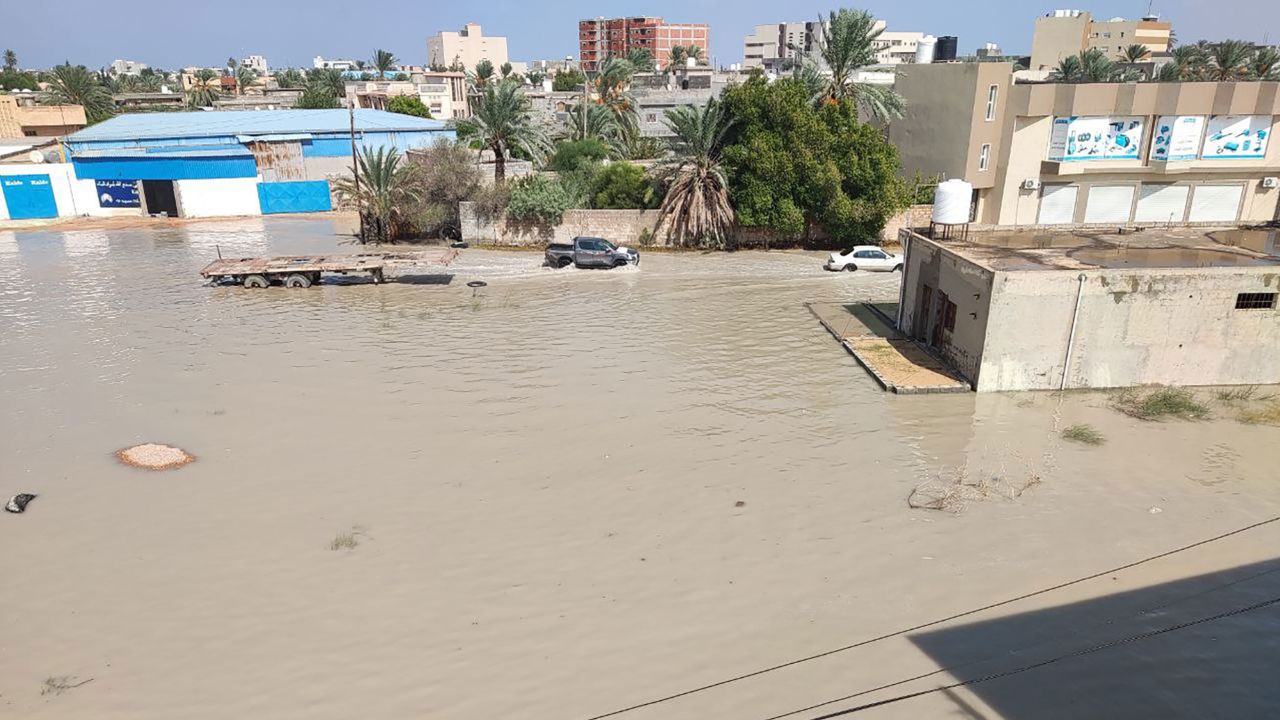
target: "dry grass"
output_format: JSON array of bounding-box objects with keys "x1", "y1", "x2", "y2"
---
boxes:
[
  {"x1": 908, "y1": 462, "x2": 1042, "y2": 514},
  {"x1": 1112, "y1": 387, "x2": 1210, "y2": 422},
  {"x1": 1237, "y1": 402, "x2": 1280, "y2": 427},
  {"x1": 1062, "y1": 423, "x2": 1106, "y2": 445},
  {"x1": 328, "y1": 525, "x2": 368, "y2": 551},
  {"x1": 42, "y1": 676, "x2": 92, "y2": 696},
  {"x1": 1213, "y1": 385, "x2": 1275, "y2": 403}
]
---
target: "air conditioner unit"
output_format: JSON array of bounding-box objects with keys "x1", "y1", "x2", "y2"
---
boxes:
[
  {"x1": 1022, "y1": 178, "x2": 1042, "y2": 190},
  {"x1": 1262, "y1": 177, "x2": 1279, "y2": 189}
]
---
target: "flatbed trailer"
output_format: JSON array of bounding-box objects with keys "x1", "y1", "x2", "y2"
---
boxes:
[{"x1": 200, "y1": 249, "x2": 458, "y2": 288}]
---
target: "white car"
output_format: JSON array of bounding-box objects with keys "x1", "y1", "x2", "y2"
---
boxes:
[{"x1": 824, "y1": 246, "x2": 903, "y2": 272}]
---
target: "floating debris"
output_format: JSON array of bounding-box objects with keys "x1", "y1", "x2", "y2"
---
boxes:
[
  {"x1": 116, "y1": 443, "x2": 195, "y2": 470},
  {"x1": 6, "y1": 493, "x2": 36, "y2": 513}
]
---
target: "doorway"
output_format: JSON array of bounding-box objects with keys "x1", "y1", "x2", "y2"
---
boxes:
[{"x1": 141, "y1": 180, "x2": 178, "y2": 217}]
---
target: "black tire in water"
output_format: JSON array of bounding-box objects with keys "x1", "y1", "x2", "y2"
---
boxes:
[
  {"x1": 243, "y1": 274, "x2": 270, "y2": 289},
  {"x1": 844, "y1": 264, "x2": 858, "y2": 272},
  {"x1": 284, "y1": 273, "x2": 312, "y2": 289},
  {"x1": 894, "y1": 264, "x2": 903, "y2": 273},
  {"x1": 558, "y1": 257, "x2": 573, "y2": 268}
]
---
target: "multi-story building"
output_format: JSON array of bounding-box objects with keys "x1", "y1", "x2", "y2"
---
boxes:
[
  {"x1": 313, "y1": 56, "x2": 358, "y2": 71},
  {"x1": 109, "y1": 59, "x2": 148, "y2": 76},
  {"x1": 1030, "y1": 10, "x2": 1172, "y2": 71},
  {"x1": 889, "y1": 63, "x2": 1280, "y2": 228},
  {"x1": 347, "y1": 71, "x2": 469, "y2": 120},
  {"x1": 241, "y1": 55, "x2": 268, "y2": 73},
  {"x1": 743, "y1": 22, "x2": 818, "y2": 69},
  {"x1": 579, "y1": 17, "x2": 709, "y2": 73},
  {"x1": 427, "y1": 23, "x2": 509, "y2": 73},
  {"x1": 0, "y1": 93, "x2": 87, "y2": 137}
]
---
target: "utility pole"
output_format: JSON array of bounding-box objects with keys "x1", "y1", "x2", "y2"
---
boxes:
[{"x1": 348, "y1": 97, "x2": 365, "y2": 242}]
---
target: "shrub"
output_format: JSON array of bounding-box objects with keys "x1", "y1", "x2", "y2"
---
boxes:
[
  {"x1": 548, "y1": 138, "x2": 609, "y2": 172},
  {"x1": 591, "y1": 162, "x2": 656, "y2": 209},
  {"x1": 506, "y1": 174, "x2": 575, "y2": 224},
  {"x1": 295, "y1": 85, "x2": 340, "y2": 109},
  {"x1": 410, "y1": 139, "x2": 482, "y2": 237},
  {"x1": 1112, "y1": 387, "x2": 1210, "y2": 421},
  {"x1": 552, "y1": 69, "x2": 586, "y2": 91},
  {"x1": 1061, "y1": 423, "x2": 1105, "y2": 445},
  {"x1": 386, "y1": 94, "x2": 432, "y2": 118}
]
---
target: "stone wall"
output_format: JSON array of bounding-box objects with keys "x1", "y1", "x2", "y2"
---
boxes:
[
  {"x1": 460, "y1": 202, "x2": 661, "y2": 246},
  {"x1": 881, "y1": 204, "x2": 934, "y2": 243}
]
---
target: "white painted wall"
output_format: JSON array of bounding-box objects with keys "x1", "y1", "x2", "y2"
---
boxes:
[
  {"x1": 174, "y1": 178, "x2": 262, "y2": 218},
  {"x1": 0, "y1": 163, "x2": 143, "y2": 219}
]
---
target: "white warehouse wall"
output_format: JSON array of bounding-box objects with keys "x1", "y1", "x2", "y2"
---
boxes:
[
  {"x1": 174, "y1": 178, "x2": 262, "y2": 218},
  {"x1": 0, "y1": 163, "x2": 141, "y2": 219}
]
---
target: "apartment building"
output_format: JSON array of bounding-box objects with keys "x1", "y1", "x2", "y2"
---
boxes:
[
  {"x1": 743, "y1": 22, "x2": 818, "y2": 69},
  {"x1": 428, "y1": 23, "x2": 510, "y2": 72},
  {"x1": 109, "y1": 59, "x2": 148, "y2": 76},
  {"x1": 0, "y1": 94, "x2": 87, "y2": 137},
  {"x1": 579, "y1": 17, "x2": 709, "y2": 73},
  {"x1": 1030, "y1": 10, "x2": 1172, "y2": 70},
  {"x1": 890, "y1": 63, "x2": 1280, "y2": 228},
  {"x1": 347, "y1": 71, "x2": 469, "y2": 120},
  {"x1": 313, "y1": 56, "x2": 358, "y2": 71},
  {"x1": 241, "y1": 55, "x2": 268, "y2": 73}
]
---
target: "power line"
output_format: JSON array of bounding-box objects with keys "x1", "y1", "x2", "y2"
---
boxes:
[
  {"x1": 582, "y1": 515, "x2": 1280, "y2": 720},
  {"x1": 806, "y1": 594, "x2": 1280, "y2": 718}
]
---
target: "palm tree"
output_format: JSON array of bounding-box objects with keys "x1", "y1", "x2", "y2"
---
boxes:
[
  {"x1": 186, "y1": 68, "x2": 223, "y2": 108},
  {"x1": 1166, "y1": 45, "x2": 1206, "y2": 81},
  {"x1": 3, "y1": 49, "x2": 16, "y2": 72},
  {"x1": 685, "y1": 45, "x2": 705, "y2": 66},
  {"x1": 593, "y1": 57, "x2": 639, "y2": 141},
  {"x1": 1122, "y1": 44, "x2": 1151, "y2": 63},
  {"x1": 307, "y1": 68, "x2": 346, "y2": 97},
  {"x1": 1051, "y1": 49, "x2": 1122, "y2": 83},
  {"x1": 500, "y1": 62, "x2": 513, "y2": 79},
  {"x1": 568, "y1": 102, "x2": 625, "y2": 156},
  {"x1": 275, "y1": 68, "x2": 305, "y2": 89},
  {"x1": 372, "y1": 49, "x2": 398, "y2": 77},
  {"x1": 798, "y1": 9, "x2": 904, "y2": 121},
  {"x1": 227, "y1": 57, "x2": 237, "y2": 75},
  {"x1": 332, "y1": 146, "x2": 422, "y2": 243},
  {"x1": 235, "y1": 66, "x2": 258, "y2": 95},
  {"x1": 656, "y1": 100, "x2": 735, "y2": 248},
  {"x1": 1205, "y1": 40, "x2": 1254, "y2": 81},
  {"x1": 627, "y1": 48, "x2": 655, "y2": 72},
  {"x1": 471, "y1": 59, "x2": 495, "y2": 88},
  {"x1": 1250, "y1": 47, "x2": 1280, "y2": 80},
  {"x1": 668, "y1": 46, "x2": 687, "y2": 72},
  {"x1": 465, "y1": 78, "x2": 553, "y2": 183},
  {"x1": 43, "y1": 63, "x2": 114, "y2": 123},
  {"x1": 527, "y1": 71, "x2": 546, "y2": 87}
]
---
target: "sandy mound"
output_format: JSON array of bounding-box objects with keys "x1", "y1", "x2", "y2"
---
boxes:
[{"x1": 116, "y1": 443, "x2": 195, "y2": 470}]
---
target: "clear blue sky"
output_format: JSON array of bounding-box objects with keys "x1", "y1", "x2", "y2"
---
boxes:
[{"x1": 4, "y1": 0, "x2": 1275, "y2": 70}]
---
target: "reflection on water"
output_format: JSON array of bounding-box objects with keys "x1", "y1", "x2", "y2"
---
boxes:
[
  {"x1": 968, "y1": 232, "x2": 1096, "y2": 249},
  {"x1": 1, "y1": 217, "x2": 1278, "y2": 720},
  {"x1": 1213, "y1": 228, "x2": 1280, "y2": 256},
  {"x1": 1070, "y1": 245, "x2": 1280, "y2": 268}
]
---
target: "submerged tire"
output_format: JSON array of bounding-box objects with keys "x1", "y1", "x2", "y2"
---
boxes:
[
  {"x1": 893, "y1": 264, "x2": 903, "y2": 273},
  {"x1": 844, "y1": 264, "x2": 858, "y2": 272},
  {"x1": 284, "y1": 273, "x2": 312, "y2": 289},
  {"x1": 557, "y1": 257, "x2": 573, "y2": 268},
  {"x1": 243, "y1": 274, "x2": 270, "y2": 289}
]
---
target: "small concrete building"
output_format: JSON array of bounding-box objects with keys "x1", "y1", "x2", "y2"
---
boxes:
[
  {"x1": 0, "y1": 93, "x2": 87, "y2": 137},
  {"x1": 890, "y1": 65, "x2": 1280, "y2": 228},
  {"x1": 897, "y1": 227, "x2": 1280, "y2": 392},
  {"x1": 0, "y1": 110, "x2": 453, "y2": 220}
]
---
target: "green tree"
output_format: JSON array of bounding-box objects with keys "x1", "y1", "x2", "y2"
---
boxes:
[
  {"x1": 1250, "y1": 47, "x2": 1280, "y2": 80},
  {"x1": 656, "y1": 99, "x2": 735, "y2": 247},
  {"x1": 186, "y1": 68, "x2": 222, "y2": 108},
  {"x1": 235, "y1": 66, "x2": 258, "y2": 95},
  {"x1": 1051, "y1": 49, "x2": 1127, "y2": 83},
  {"x1": 819, "y1": 99, "x2": 910, "y2": 243},
  {"x1": 275, "y1": 68, "x2": 305, "y2": 89},
  {"x1": 3, "y1": 49, "x2": 16, "y2": 71},
  {"x1": 294, "y1": 85, "x2": 340, "y2": 109},
  {"x1": 593, "y1": 57, "x2": 638, "y2": 140},
  {"x1": 1205, "y1": 40, "x2": 1255, "y2": 81},
  {"x1": 668, "y1": 46, "x2": 687, "y2": 71},
  {"x1": 506, "y1": 174, "x2": 575, "y2": 224},
  {"x1": 1122, "y1": 44, "x2": 1151, "y2": 63},
  {"x1": 552, "y1": 68, "x2": 586, "y2": 91},
  {"x1": 548, "y1": 137, "x2": 610, "y2": 171},
  {"x1": 796, "y1": 9, "x2": 904, "y2": 122},
  {"x1": 227, "y1": 57, "x2": 237, "y2": 74},
  {"x1": 463, "y1": 78, "x2": 552, "y2": 183},
  {"x1": 307, "y1": 68, "x2": 346, "y2": 97},
  {"x1": 1, "y1": 69, "x2": 39, "y2": 91},
  {"x1": 500, "y1": 62, "x2": 513, "y2": 78},
  {"x1": 372, "y1": 49, "x2": 398, "y2": 76},
  {"x1": 472, "y1": 59, "x2": 495, "y2": 88},
  {"x1": 410, "y1": 138, "x2": 484, "y2": 237},
  {"x1": 527, "y1": 71, "x2": 546, "y2": 87},
  {"x1": 386, "y1": 94, "x2": 432, "y2": 118},
  {"x1": 44, "y1": 63, "x2": 115, "y2": 123},
  {"x1": 333, "y1": 146, "x2": 422, "y2": 243},
  {"x1": 591, "y1": 162, "x2": 655, "y2": 209},
  {"x1": 626, "y1": 48, "x2": 655, "y2": 72}
]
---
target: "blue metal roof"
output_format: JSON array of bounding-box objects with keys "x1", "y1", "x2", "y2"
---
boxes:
[{"x1": 68, "y1": 109, "x2": 449, "y2": 143}]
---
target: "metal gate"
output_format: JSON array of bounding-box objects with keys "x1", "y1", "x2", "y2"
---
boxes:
[
  {"x1": 257, "y1": 181, "x2": 333, "y2": 214},
  {"x1": 1, "y1": 174, "x2": 58, "y2": 220}
]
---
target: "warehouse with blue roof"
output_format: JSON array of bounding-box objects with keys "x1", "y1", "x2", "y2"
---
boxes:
[{"x1": 48, "y1": 109, "x2": 454, "y2": 218}]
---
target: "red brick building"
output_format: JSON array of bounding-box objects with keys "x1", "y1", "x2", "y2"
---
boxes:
[{"x1": 578, "y1": 16, "x2": 710, "y2": 73}]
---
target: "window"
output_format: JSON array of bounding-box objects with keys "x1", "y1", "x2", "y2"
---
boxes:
[
  {"x1": 985, "y1": 84, "x2": 999, "y2": 121},
  {"x1": 645, "y1": 113, "x2": 657, "y2": 122},
  {"x1": 978, "y1": 144, "x2": 991, "y2": 171},
  {"x1": 1235, "y1": 293, "x2": 1277, "y2": 310}
]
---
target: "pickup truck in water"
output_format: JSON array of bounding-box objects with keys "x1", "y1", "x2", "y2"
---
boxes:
[{"x1": 544, "y1": 237, "x2": 639, "y2": 269}]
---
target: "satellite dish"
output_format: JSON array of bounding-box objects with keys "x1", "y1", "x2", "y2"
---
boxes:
[{"x1": 28, "y1": 150, "x2": 45, "y2": 164}]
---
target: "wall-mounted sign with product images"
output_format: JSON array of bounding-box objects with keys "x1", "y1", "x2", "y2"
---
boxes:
[
  {"x1": 1048, "y1": 116, "x2": 1145, "y2": 161},
  {"x1": 1202, "y1": 115, "x2": 1271, "y2": 159},
  {"x1": 95, "y1": 179, "x2": 141, "y2": 208},
  {"x1": 1150, "y1": 115, "x2": 1205, "y2": 162}
]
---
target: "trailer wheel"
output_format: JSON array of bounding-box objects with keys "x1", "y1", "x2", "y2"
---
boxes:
[
  {"x1": 243, "y1": 274, "x2": 270, "y2": 289},
  {"x1": 369, "y1": 268, "x2": 385, "y2": 284},
  {"x1": 284, "y1": 273, "x2": 312, "y2": 289}
]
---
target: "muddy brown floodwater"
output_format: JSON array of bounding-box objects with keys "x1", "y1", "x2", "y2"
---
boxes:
[{"x1": 2, "y1": 217, "x2": 1279, "y2": 720}]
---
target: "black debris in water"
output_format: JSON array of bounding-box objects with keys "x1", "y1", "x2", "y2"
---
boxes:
[
  {"x1": 6, "y1": 494, "x2": 37, "y2": 514},
  {"x1": 466, "y1": 281, "x2": 488, "y2": 288}
]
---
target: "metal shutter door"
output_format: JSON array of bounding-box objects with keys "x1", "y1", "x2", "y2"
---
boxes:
[
  {"x1": 1188, "y1": 185, "x2": 1244, "y2": 223},
  {"x1": 1084, "y1": 185, "x2": 1135, "y2": 223},
  {"x1": 1037, "y1": 184, "x2": 1078, "y2": 225},
  {"x1": 1134, "y1": 184, "x2": 1189, "y2": 223}
]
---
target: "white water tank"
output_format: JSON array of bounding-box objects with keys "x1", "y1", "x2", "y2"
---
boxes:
[
  {"x1": 915, "y1": 36, "x2": 937, "y2": 64},
  {"x1": 932, "y1": 179, "x2": 974, "y2": 225}
]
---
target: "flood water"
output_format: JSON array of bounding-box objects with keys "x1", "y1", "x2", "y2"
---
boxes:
[{"x1": 2, "y1": 217, "x2": 1279, "y2": 720}]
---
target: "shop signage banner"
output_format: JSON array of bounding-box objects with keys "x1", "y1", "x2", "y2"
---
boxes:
[
  {"x1": 1202, "y1": 115, "x2": 1271, "y2": 159},
  {"x1": 1048, "y1": 116, "x2": 1144, "y2": 161},
  {"x1": 1150, "y1": 115, "x2": 1205, "y2": 162},
  {"x1": 95, "y1": 179, "x2": 140, "y2": 208}
]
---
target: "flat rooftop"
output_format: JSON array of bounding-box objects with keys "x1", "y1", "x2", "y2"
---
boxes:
[{"x1": 931, "y1": 227, "x2": 1280, "y2": 272}]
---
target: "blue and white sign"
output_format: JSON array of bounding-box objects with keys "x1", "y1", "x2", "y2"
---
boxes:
[
  {"x1": 1, "y1": 174, "x2": 58, "y2": 220},
  {"x1": 95, "y1": 179, "x2": 141, "y2": 208},
  {"x1": 1150, "y1": 115, "x2": 1205, "y2": 162},
  {"x1": 1202, "y1": 115, "x2": 1271, "y2": 159},
  {"x1": 1048, "y1": 116, "x2": 1145, "y2": 161}
]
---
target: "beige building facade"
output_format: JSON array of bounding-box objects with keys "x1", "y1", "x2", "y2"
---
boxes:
[
  {"x1": 428, "y1": 23, "x2": 510, "y2": 73},
  {"x1": 1030, "y1": 10, "x2": 1171, "y2": 71},
  {"x1": 347, "y1": 72, "x2": 469, "y2": 120},
  {"x1": 0, "y1": 95, "x2": 87, "y2": 137},
  {"x1": 891, "y1": 64, "x2": 1280, "y2": 229}
]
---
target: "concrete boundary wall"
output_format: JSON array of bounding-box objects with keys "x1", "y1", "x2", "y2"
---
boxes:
[
  {"x1": 0, "y1": 163, "x2": 133, "y2": 219},
  {"x1": 175, "y1": 178, "x2": 263, "y2": 218}
]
